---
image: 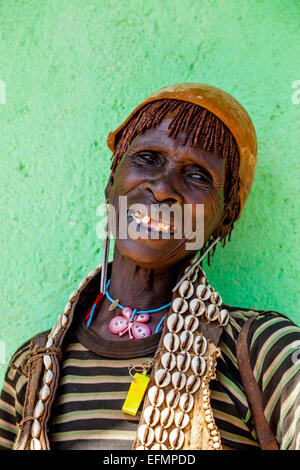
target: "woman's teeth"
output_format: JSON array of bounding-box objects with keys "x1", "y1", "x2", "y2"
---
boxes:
[{"x1": 129, "y1": 210, "x2": 172, "y2": 233}]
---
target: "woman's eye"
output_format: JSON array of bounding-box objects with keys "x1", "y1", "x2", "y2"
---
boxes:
[
  {"x1": 134, "y1": 153, "x2": 157, "y2": 165},
  {"x1": 140, "y1": 154, "x2": 154, "y2": 163},
  {"x1": 188, "y1": 172, "x2": 210, "y2": 184}
]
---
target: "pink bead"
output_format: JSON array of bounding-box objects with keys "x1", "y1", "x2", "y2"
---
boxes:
[
  {"x1": 135, "y1": 313, "x2": 150, "y2": 323},
  {"x1": 109, "y1": 316, "x2": 128, "y2": 335},
  {"x1": 132, "y1": 322, "x2": 151, "y2": 339},
  {"x1": 122, "y1": 307, "x2": 133, "y2": 319}
]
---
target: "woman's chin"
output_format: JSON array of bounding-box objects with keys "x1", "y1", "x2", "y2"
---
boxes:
[{"x1": 115, "y1": 236, "x2": 182, "y2": 268}]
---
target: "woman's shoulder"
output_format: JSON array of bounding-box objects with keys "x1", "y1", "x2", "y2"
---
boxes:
[
  {"x1": 5, "y1": 330, "x2": 51, "y2": 383},
  {"x1": 225, "y1": 305, "x2": 300, "y2": 361},
  {"x1": 224, "y1": 305, "x2": 299, "y2": 348}
]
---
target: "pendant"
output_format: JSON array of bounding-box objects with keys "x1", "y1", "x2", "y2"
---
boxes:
[
  {"x1": 109, "y1": 306, "x2": 151, "y2": 340},
  {"x1": 122, "y1": 370, "x2": 150, "y2": 415}
]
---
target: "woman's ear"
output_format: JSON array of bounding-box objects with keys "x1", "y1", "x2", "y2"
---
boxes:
[{"x1": 105, "y1": 172, "x2": 114, "y2": 201}]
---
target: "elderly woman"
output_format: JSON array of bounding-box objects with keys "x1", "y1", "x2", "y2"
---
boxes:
[{"x1": 0, "y1": 83, "x2": 299, "y2": 451}]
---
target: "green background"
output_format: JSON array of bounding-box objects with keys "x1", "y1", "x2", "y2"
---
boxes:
[{"x1": 0, "y1": 0, "x2": 299, "y2": 386}]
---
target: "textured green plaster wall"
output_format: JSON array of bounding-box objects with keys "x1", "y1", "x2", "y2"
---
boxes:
[{"x1": 0, "y1": 0, "x2": 299, "y2": 386}]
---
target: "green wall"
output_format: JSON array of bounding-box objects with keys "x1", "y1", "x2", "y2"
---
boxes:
[{"x1": 0, "y1": 0, "x2": 299, "y2": 386}]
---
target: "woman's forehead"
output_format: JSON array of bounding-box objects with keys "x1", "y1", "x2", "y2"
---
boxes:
[{"x1": 128, "y1": 119, "x2": 225, "y2": 173}]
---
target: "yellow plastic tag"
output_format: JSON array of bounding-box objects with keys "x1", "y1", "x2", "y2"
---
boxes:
[{"x1": 122, "y1": 370, "x2": 150, "y2": 416}]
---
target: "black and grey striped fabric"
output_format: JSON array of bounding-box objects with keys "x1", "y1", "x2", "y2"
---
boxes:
[{"x1": 0, "y1": 309, "x2": 299, "y2": 450}]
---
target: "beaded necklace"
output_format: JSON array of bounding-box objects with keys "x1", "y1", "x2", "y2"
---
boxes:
[{"x1": 85, "y1": 279, "x2": 171, "y2": 339}]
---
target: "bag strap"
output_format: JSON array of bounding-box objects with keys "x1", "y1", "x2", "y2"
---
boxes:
[{"x1": 236, "y1": 315, "x2": 279, "y2": 450}]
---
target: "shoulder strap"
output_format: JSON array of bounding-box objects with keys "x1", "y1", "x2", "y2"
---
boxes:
[
  {"x1": 13, "y1": 332, "x2": 48, "y2": 450},
  {"x1": 236, "y1": 315, "x2": 279, "y2": 450}
]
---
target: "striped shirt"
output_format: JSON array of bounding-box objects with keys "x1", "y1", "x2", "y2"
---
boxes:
[{"x1": 0, "y1": 308, "x2": 299, "y2": 450}]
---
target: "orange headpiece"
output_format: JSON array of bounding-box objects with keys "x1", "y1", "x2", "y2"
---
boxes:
[{"x1": 107, "y1": 83, "x2": 257, "y2": 218}]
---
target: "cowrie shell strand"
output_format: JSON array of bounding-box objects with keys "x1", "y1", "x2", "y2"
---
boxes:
[
  {"x1": 179, "y1": 330, "x2": 193, "y2": 351},
  {"x1": 144, "y1": 406, "x2": 160, "y2": 427},
  {"x1": 46, "y1": 337, "x2": 53, "y2": 348},
  {"x1": 148, "y1": 386, "x2": 165, "y2": 407},
  {"x1": 166, "y1": 389, "x2": 180, "y2": 409},
  {"x1": 171, "y1": 371, "x2": 186, "y2": 391},
  {"x1": 34, "y1": 400, "x2": 44, "y2": 419},
  {"x1": 44, "y1": 369, "x2": 53, "y2": 385},
  {"x1": 151, "y1": 443, "x2": 168, "y2": 450},
  {"x1": 210, "y1": 291, "x2": 222, "y2": 306},
  {"x1": 31, "y1": 420, "x2": 41, "y2": 438},
  {"x1": 171, "y1": 298, "x2": 188, "y2": 314},
  {"x1": 178, "y1": 280, "x2": 194, "y2": 299},
  {"x1": 163, "y1": 333, "x2": 180, "y2": 353},
  {"x1": 174, "y1": 411, "x2": 190, "y2": 429},
  {"x1": 206, "y1": 304, "x2": 219, "y2": 321},
  {"x1": 138, "y1": 425, "x2": 154, "y2": 446},
  {"x1": 155, "y1": 369, "x2": 171, "y2": 388},
  {"x1": 60, "y1": 314, "x2": 68, "y2": 328},
  {"x1": 161, "y1": 352, "x2": 176, "y2": 371},
  {"x1": 219, "y1": 309, "x2": 229, "y2": 326},
  {"x1": 64, "y1": 301, "x2": 72, "y2": 314},
  {"x1": 184, "y1": 315, "x2": 199, "y2": 332},
  {"x1": 196, "y1": 284, "x2": 211, "y2": 301},
  {"x1": 154, "y1": 425, "x2": 168, "y2": 443},
  {"x1": 39, "y1": 384, "x2": 50, "y2": 401},
  {"x1": 68, "y1": 291, "x2": 78, "y2": 303},
  {"x1": 160, "y1": 407, "x2": 175, "y2": 428},
  {"x1": 167, "y1": 314, "x2": 184, "y2": 334},
  {"x1": 30, "y1": 438, "x2": 41, "y2": 450},
  {"x1": 186, "y1": 375, "x2": 201, "y2": 394},
  {"x1": 193, "y1": 335, "x2": 207, "y2": 356},
  {"x1": 43, "y1": 355, "x2": 52, "y2": 370},
  {"x1": 51, "y1": 323, "x2": 60, "y2": 339},
  {"x1": 189, "y1": 298, "x2": 206, "y2": 317},
  {"x1": 176, "y1": 352, "x2": 191, "y2": 372},
  {"x1": 179, "y1": 393, "x2": 194, "y2": 413},
  {"x1": 191, "y1": 355, "x2": 206, "y2": 376},
  {"x1": 169, "y1": 428, "x2": 185, "y2": 450}
]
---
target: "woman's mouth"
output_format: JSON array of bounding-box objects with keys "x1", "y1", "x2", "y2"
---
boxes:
[{"x1": 127, "y1": 209, "x2": 176, "y2": 235}]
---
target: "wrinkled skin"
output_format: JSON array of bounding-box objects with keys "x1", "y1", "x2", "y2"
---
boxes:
[{"x1": 91, "y1": 118, "x2": 227, "y2": 341}]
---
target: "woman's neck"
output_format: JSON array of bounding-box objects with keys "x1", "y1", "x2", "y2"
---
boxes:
[{"x1": 108, "y1": 246, "x2": 190, "y2": 310}]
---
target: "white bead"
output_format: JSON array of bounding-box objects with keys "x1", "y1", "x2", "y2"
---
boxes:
[
  {"x1": 169, "y1": 428, "x2": 184, "y2": 449},
  {"x1": 68, "y1": 291, "x2": 78, "y2": 303},
  {"x1": 78, "y1": 278, "x2": 88, "y2": 290},
  {"x1": 30, "y1": 438, "x2": 41, "y2": 450},
  {"x1": 44, "y1": 369, "x2": 53, "y2": 385},
  {"x1": 31, "y1": 419, "x2": 41, "y2": 438},
  {"x1": 43, "y1": 355, "x2": 52, "y2": 370},
  {"x1": 45, "y1": 337, "x2": 53, "y2": 348},
  {"x1": 34, "y1": 400, "x2": 44, "y2": 419},
  {"x1": 138, "y1": 425, "x2": 154, "y2": 446},
  {"x1": 64, "y1": 301, "x2": 72, "y2": 314},
  {"x1": 144, "y1": 406, "x2": 160, "y2": 427},
  {"x1": 39, "y1": 384, "x2": 50, "y2": 401},
  {"x1": 60, "y1": 314, "x2": 68, "y2": 328},
  {"x1": 88, "y1": 268, "x2": 98, "y2": 278},
  {"x1": 51, "y1": 323, "x2": 60, "y2": 338}
]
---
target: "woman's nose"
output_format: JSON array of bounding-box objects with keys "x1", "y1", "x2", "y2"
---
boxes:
[{"x1": 143, "y1": 174, "x2": 183, "y2": 205}]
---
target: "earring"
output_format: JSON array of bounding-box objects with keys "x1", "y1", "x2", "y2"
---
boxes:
[
  {"x1": 172, "y1": 236, "x2": 220, "y2": 293},
  {"x1": 100, "y1": 199, "x2": 111, "y2": 294}
]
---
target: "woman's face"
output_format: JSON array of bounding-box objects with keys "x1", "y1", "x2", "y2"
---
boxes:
[{"x1": 106, "y1": 118, "x2": 226, "y2": 269}]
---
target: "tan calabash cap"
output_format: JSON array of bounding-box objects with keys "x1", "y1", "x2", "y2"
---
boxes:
[{"x1": 107, "y1": 83, "x2": 257, "y2": 219}]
